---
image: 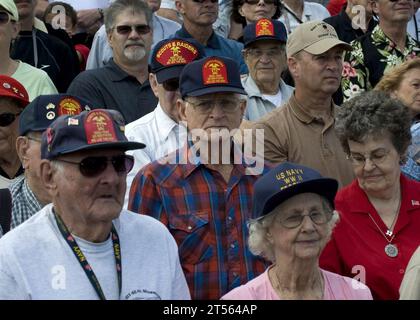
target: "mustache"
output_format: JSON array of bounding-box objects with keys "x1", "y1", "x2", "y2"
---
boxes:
[{"x1": 124, "y1": 41, "x2": 145, "y2": 47}]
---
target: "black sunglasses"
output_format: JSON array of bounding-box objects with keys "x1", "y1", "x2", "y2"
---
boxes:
[
  {"x1": 162, "y1": 79, "x2": 179, "y2": 92},
  {"x1": 0, "y1": 112, "x2": 20, "y2": 127},
  {"x1": 57, "y1": 155, "x2": 135, "y2": 178},
  {"x1": 0, "y1": 11, "x2": 11, "y2": 25},
  {"x1": 114, "y1": 24, "x2": 151, "y2": 35}
]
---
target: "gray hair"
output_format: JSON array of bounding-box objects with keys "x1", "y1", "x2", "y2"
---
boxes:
[
  {"x1": 104, "y1": 0, "x2": 153, "y2": 34},
  {"x1": 247, "y1": 197, "x2": 339, "y2": 263},
  {"x1": 335, "y1": 91, "x2": 412, "y2": 158},
  {"x1": 49, "y1": 160, "x2": 65, "y2": 174}
]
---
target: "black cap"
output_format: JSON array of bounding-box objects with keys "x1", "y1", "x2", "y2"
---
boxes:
[
  {"x1": 19, "y1": 94, "x2": 94, "y2": 136},
  {"x1": 253, "y1": 162, "x2": 338, "y2": 218},
  {"x1": 243, "y1": 18, "x2": 287, "y2": 48},
  {"x1": 179, "y1": 56, "x2": 246, "y2": 99},
  {"x1": 41, "y1": 109, "x2": 145, "y2": 160}
]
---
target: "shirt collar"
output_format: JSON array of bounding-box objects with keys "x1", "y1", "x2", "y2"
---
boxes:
[
  {"x1": 371, "y1": 25, "x2": 420, "y2": 53},
  {"x1": 179, "y1": 139, "x2": 255, "y2": 179},
  {"x1": 155, "y1": 103, "x2": 180, "y2": 142},
  {"x1": 177, "y1": 25, "x2": 220, "y2": 49},
  {"x1": 287, "y1": 93, "x2": 336, "y2": 125}
]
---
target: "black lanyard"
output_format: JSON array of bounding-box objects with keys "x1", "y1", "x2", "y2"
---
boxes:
[{"x1": 54, "y1": 212, "x2": 122, "y2": 300}]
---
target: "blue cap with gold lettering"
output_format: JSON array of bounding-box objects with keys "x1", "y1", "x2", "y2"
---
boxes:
[{"x1": 253, "y1": 162, "x2": 338, "y2": 218}]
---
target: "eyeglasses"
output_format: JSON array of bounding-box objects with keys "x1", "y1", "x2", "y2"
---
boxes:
[
  {"x1": 347, "y1": 149, "x2": 391, "y2": 167},
  {"x1": 0, "y1": 11, "x2": 11, "y2": 25},
  {"x1": 114, "y1": 24, "x2": 151, "y2": 35},
  {"x1": 276, "y1": 211, "x2": 333, "y2": 229},
  {"x1": 186, "y1": 98, "x2": 243, "y2": 114},
  {"x1": 244, "y1": 0, "x2": 276, "y2": 5},
  {"x1": 57, "y1": 155, "x2": 134, "y2": 177},
  {"x1": 245, "y1": 47, "x2": 284, "y2": 58},
  {"x1": 191, "y1": 0, "x2": 218, "y2": 3},
  {"x1": 0, "y1": 112, "x2": 21, "y2": 127},
  {"x1": 162, "y1": 78, "x2": 179, "y2": 92}
]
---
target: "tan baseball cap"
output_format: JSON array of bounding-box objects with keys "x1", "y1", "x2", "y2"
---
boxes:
[{"x1": 286, "y1": 20, "x2": 352, "y2": 58}]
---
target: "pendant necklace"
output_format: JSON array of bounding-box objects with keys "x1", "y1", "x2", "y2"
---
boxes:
[{"x1": 367, "y1": 197, "x2": 401, "y2": 258}]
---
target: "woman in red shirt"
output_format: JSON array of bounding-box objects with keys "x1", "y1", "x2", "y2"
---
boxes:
[{"x1": 320, "y1": 90, "x2": 420, "y2": 299}]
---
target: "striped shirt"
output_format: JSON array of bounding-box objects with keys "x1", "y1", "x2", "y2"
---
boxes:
[
  {"x1": 128, "y1": 142, "x2": 271, "y2": 299},
  {"x1": 10, "y1": 176, "x2": 42, "y2": 230}
]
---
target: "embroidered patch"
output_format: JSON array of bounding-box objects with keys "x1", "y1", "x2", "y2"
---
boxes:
[
  {"x1": 202, "y1": 58, "x2": 228, "y2": 85},
  {"x1": 58, "y1": 98, "x2": 82, "y2": 116},
  {"x1": 84, "y1": 111, "x2": 117, "y2": 144},
  {"x1": 256, "y1": 18, "x2": 274, "y2": 37},
  {"x1": 156, "y1": 40, "x2": 199, "y2": 66}
]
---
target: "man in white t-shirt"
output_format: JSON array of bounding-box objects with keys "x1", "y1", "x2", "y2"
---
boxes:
[
  {"x1": 280, "y1": 0, "x2": 330, "y2": 34},
  {"x1": 0, "y1": 109, "x2": 190, "y2": 300}
]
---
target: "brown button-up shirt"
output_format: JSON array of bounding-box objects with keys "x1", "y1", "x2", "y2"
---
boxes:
[{"x1": 253, "y1": 93, "x2": 354, "y2": 188}]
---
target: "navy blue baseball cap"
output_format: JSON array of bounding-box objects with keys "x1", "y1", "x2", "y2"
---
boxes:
[
  {"x1": 41, "y1": 109, "x2": 145, "y2": 160},
  {"x1": 150, "y1": 37, "x2": 206, "y2": 83},
  {"x1": 253, "y1": 162, "x2": 338, "y2": 218},
  {"x1": 19, "y1": 94, "x2": 94, "y2": 136},
  {"x1": 179, "y1": 56, "x2": 246, "y2": 99},
  {"x1": 243, "y1": 18, "x2": 287, "y2": 48}
]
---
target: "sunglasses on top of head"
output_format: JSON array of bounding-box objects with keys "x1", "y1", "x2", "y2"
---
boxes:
[
  {"x1": 114, "y1": 24, "x2": 151, "y2": 35},
  {"x1": 0, "y1": 11, "x2": 11, "y2": 25},
  {"x1": 57, "y1": 155, "x2": 135, "y2": 178},
  {"x1": 0, "y1": 112, "x2": 21, "y2": 127}
]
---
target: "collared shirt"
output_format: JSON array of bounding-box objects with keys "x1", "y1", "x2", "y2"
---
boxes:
[
  {"x1": 324, "y1": 8, "x2": 378, "y2": 44},
  {"x1": 242, "y1": 75, "x2": 294, "y2": 121},
  {"x1": 128, "y1": 142, "x2": 271, "y2": 299},
  {"x1": 320, "y1": 175, "x2": 420, "y2": 300},
  {"x1": 279, "y1": 2, "x2": 330, "y2": 34},
  {"x1": 86, "y1": 14, "x2": 181, "y2": 70},
  {"x1": 342, "y1": 25, "x2": 420, "y2": 101},
  {"x1": 67, "y1": 59, "x2": 158, "y2": 123},
  {"x1": 253, "y1": 93, "x2": 354, "y2": 188},
  {"x1": 9, "y1": 176, "x2": 42, "y2": 230},
  {"x1": 124, "y1": 103, "x2": 187, "y2": 207},
  {"x1": 174, "y1": 25, "x2": 248, "y2": 74}
]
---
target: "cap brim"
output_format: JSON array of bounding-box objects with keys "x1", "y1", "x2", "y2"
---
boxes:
[
  {"x1": 257, "y1": 178, "x2": 338, "y2": 219},
  {"x1": 183, "y1": 86, "x2": 247, "y2": 98},
  {"x1": 304, "y1": 38, "x2": 352, "y2": 55},
  {"x1": 155, "y1": 66, "x2": 183, "y2": 83},
  {"x1": 0, "y1": 91, "x2": 29, "y2": 108},
  {"x1": 245, "y1": 37, "x2": 286, "y2": 48},
  {"x1": 52, "y1": 141, "x2": 146, "y2": 158}
]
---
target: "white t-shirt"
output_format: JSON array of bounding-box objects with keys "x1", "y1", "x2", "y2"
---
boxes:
[
  {"x1": 262, "y1": 90, "x2": 283, "y2": 108},
  {"x1": 47, "y1": 0, "x2": 111, "y2": 10},
  {"x1": 0, "y1": 204, "x2": 190, "y2": 300},
  {"x1": 279, "y1": 2, "x2": 330, "y2": 34}
]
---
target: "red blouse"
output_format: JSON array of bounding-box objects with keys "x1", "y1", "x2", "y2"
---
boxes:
[{"x1": 320, "y1": 175, "x2": 420, "y2": 300}]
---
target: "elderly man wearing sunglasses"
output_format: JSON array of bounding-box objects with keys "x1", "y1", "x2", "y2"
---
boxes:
[
  {"x1": 67, "y1": 0, "x2": 158, "y2": 124},
  {"x1": 0, "y1": 94, "x2": 93, "y2": 238},
  {"x1": 0, "y1": 108, "x2": 190, "y2": 300},
  {"x1": 0, "y1": 76, "x2": 29, "y2": 190}
]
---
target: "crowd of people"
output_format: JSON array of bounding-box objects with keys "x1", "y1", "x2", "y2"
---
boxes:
[{"x1": 0, "y1": 0, "x2": 419, "y2": 300}]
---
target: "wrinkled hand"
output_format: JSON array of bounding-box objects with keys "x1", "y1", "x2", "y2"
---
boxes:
[{"x1": 77, "y1": 9, "x2": 101, "y2": 30}]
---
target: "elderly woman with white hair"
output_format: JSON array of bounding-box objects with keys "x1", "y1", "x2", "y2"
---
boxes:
[{"x1": 221, "y1": 162, "x2": 373, "y2": 300}]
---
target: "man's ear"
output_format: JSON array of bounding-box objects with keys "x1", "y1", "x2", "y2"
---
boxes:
[
  {"x1": 40, "y1": 160, "x2": 58, "y2": 196},
  {"x1": 107, "y1": 28, "x2": 114, "y2": 49},
  {"x1": 177, "y1": 98, "x2": 188, "y2": 122},
  {"x1": 175, "y1": 0, "x2": 185, "y2": 14},
  {"x1": 149, "y1": 73, "x2": 159, "y2": 98},
  {"x1": 16, "y1": 136, "x2": 30, "y2": 169},
  {"x1": 287, "y1": 56, "x2": 299, "y2": 80}
]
